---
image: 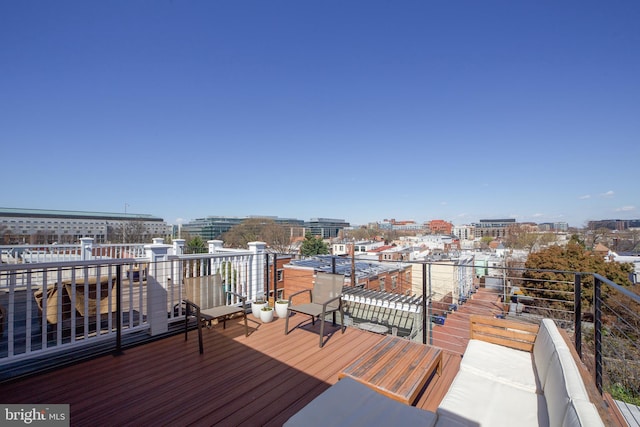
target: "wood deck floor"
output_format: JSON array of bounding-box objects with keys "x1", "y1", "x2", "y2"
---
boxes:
[
  {"x1": 0, "y1": 311, "x2": 461, "y2": 427},
  {"x1": 2, "y1": 287, "x2": 622, "y2": 426}
]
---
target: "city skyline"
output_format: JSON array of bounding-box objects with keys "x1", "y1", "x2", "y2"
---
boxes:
[{"x1": 2, "y1": 2, "x2": 638, "y2": 228}]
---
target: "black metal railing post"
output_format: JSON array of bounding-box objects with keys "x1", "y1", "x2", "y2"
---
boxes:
[
  {"x1": 428, "y1": 263, "x2": 432, "y2": 345},
  {"x1": 273, "y1": 253, "x2": 277, "y2": 300},
  {"x1": 574, "y1": 273, "x2": 582, "y2": 359},
  {"x1": 265, "y1": 253, "x2": 270, "y2": 301},
  {"x1": 422, "y1": 263, "x2": 427, "y2": 345},
  {"x1": 115, "y1": 264, "x2": 123, "y2": 355},
  {"x1": 594, "y1": 276, "x2": 603, "y2": 394}
]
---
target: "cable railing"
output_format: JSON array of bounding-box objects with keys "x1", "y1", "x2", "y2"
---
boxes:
[{"x1": 1, "y1": 248, "x2": 638, "y2": 409}]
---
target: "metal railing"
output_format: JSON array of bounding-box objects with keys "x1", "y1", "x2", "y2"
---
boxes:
[
  {"x1": 0, "y1": 243, "x2": 147, "y2": 264},
  {"x1": 0, "y1": 248, "x2": 265, "y2": 368},
  {"x1": 411, "y1": 261, "x2": 640, "y2": 407},
  {"x1": 2, "y1": 251, "x2": 638, "y2": 408}
]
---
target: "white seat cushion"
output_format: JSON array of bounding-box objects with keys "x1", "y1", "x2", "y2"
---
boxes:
[
  {"x1": 460, "y1": 339, "x2": 540, "y2": 393},
  {"x1": 285, "y1": 378, "x2": 437, "y2": 427},
  {"x1": 533, "y1": 319, "x2": 563, "y2": 388},
  {"x1": 437, "y1": 370, "x2": 549, "y2": 427},
  {"x1": 562, "y1": 398, "x2": 605, "y2": 427},
  {"x1": 544, "y1": 347, "x2": 590, "y2": 426}
]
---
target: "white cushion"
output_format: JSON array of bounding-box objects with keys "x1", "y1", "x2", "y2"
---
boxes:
[
  {"x1": 285, "y1": 378, "x2": 438, "y2": 427},
  {"x1": 544, "y1": 347, "x2": 590, "y2": 426},
  {"x1": 460, "y1": 339, "x2": 540, "y2": 393},
  {"x1": 533, "y1": 319, "x2": 561, "y2": 388},
  {"x1": 562, "y1": 399, "x2": 605, "y2": 427},
  {"x1": 437, "y1": 370, "x2": 549, "y2": 427}
]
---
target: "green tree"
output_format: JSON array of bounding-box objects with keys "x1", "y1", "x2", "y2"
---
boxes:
[
  {"x1": 300, "y1": 232, "x2": 329, "y2": 256},
  {"x1": 186, "y1": 236, "x2": 207, "y2": 254}
]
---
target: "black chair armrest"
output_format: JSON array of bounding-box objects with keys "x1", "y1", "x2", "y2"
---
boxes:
[{"x1": 183, "y1": 299, "x2": 201, "y2": 317}]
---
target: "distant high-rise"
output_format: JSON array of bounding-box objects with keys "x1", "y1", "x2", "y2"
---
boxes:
[
  {"x1": 305, "y1": 218, "x2": 350, "y2": 239},
  {"x1": 472, "y1": 219, "x2": 516, "y2": 239},
  {"x1": 182, "y1": 215, "x2": 305, "y2": 241}
]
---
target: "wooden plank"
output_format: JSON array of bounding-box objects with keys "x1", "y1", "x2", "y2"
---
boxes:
[
  {"x1": 470, "y1": 314, "x2": 538, "y2": 352},
  {"x1": 339, "y1": 336, "x2": 442, "y2": 405}
]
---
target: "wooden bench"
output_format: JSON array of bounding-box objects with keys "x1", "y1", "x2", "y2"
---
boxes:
[{"x1": 436, "y1": 315, "x2": 606, "y2": 426}]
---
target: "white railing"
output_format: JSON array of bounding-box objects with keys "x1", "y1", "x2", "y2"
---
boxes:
[
  {"x1": 0, "y1": 239, "x2": 267, "y2": 366},
  {"x1": 0, "y1": 240, "x2": 148, "y2": 264}
]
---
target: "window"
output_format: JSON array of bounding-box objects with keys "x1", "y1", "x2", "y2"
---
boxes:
[
  {"x1": 391, "y1": 276, "x2": 397, "y2": 289},
  {"x1": 379, "y1": 277, "x2": 386, "y2": 292},
  {"x1": 277, "y1": 269, "x2": 284, "y2": 282}
]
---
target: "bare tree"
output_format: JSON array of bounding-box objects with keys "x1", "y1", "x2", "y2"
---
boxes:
[
  {"x1": 109, "y1": 221, "x2": 151, "y2": 243},
  {"x1": 222, "y1": 218, "x2": 298, "y2": 253}
]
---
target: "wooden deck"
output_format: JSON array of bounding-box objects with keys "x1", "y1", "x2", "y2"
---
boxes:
[
  {"x1": 0, "y1": 312, "x2": 460, "y2": 426},
  {"x1": 3, "y1": 287, "x2": 621, "y2": 426}
]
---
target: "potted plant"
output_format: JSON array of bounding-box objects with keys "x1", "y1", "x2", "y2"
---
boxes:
[
  {"x1": 275, "y1": 299, "x2": 289, "y2": 318},
  {"x1": 251, "y1": 298, "x2": 268, "y2": 319},
  {"x1": 260, "y1": 305, "x2": 274, "y2": 323}
]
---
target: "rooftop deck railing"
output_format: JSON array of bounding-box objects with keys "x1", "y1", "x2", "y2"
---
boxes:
[
  {"x1": 1, "y1": 246, "x2": 638, "y2": 410},
  {"x1": 416, "y1": 262, "x2": 640, "y2": 408},
  {"x1": 0, "y1": 239, "x2": 267, "y2": 371}
]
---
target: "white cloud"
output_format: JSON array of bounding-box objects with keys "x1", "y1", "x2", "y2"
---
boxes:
[
  {"x1": 579, "y1": 194, "x2": 591, "y2": 200},
  {"x1": 532, "y1": 213, "x2": 544, "y2": 218},
  {"x1": 600, "y1": 190, "x2": 615, "y2": 198},
  {"x1": 615, "y1": 206, "x2": 636, "y2": 212}
]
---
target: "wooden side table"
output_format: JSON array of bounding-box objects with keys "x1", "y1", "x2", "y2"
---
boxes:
[{"x1": 338, "y1": 335, "x2": 442, "y2": 405}]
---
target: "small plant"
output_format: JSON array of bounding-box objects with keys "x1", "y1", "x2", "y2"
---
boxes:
[
  {"x1": 276, "y1": 299, "x2": 288, "y2": 304},
  {"x1": 261, "y1": 306, "x2": 273, "y2": 311}
]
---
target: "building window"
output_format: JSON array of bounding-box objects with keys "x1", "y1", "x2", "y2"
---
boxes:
[
  {"x1": 391, "y1": 276, "x2": 397, "y2": 289},
  {"x1": 277, "y1": 269, "x2": 284, "y2": 282},
  {"x1": 379, "y1": 277, "x2": 386, "y2": 292}
]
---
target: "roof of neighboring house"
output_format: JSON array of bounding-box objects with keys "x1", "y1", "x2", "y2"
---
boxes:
[
  {"x1": 285, "y1": 255, "x2": 407, "y2": 280},
  {"x1": 594, "y1": 243, "x2": 610, "y2": 252},
  {"x1": 367, "y1": 245, "x2": 395, "y2": 253}
]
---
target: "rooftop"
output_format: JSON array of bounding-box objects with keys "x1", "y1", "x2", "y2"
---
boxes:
[
  {"x1": 0, "y1": 287, "x2": 626, "y2": 426},
  {"x1": 0, "y1": 313, "x2": 460, "y2": 426}
]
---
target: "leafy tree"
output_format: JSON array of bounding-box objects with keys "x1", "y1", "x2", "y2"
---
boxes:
[
  {"x1": 569, "y1": 234, "x2": 585, "y2": 248},
  {"x1": 523, "y1": 242, "x2": 633, "y2": 312},
  {"x1": 186, "y1": 236, "x2": 207, "y2": 254},
  {"x1": 480, "y1": 236, "x2": 494, "y2": 248},
  {"x1": 300, "y1": 232, "x2": 329, "y2": 256}
]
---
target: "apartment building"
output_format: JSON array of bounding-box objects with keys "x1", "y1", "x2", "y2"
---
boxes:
[
  {"x1": 472, "y1": 218, "x2": 516, "y2": 239},
  {"x1": 181, "y1": 215, "x2": 305, "y2": 241},
  {"x1": 0, "y1": 207, "x2": 170, "y2": 244}
]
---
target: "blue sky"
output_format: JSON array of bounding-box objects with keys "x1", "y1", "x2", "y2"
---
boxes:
[{"x1": 2, "y1": 1, "x2": 639, "y2": 228}]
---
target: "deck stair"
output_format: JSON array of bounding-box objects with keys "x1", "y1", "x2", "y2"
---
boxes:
[{"x1": 431, "y1": 287, "x2": 505, "y2": 355}]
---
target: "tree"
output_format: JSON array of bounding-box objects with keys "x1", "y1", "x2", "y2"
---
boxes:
[
  {"x1": 186, "y1": 236, "x2": 207, "y2": 254},
  {"x1": 109, "y1": 221, "x2": 150, "y2": 243},
  {"x1": 504, "y1": 224, "x2": 557, "y2": 253},
  {"x1": 300, "y1": 232, "x2": 330, "y2": 256},
  {"x1": 222, "y1": 218, "x2": 298, "y2": 253},
  {"x1": 523, "y1": 242, "x2": 633, "y2": 312}
]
